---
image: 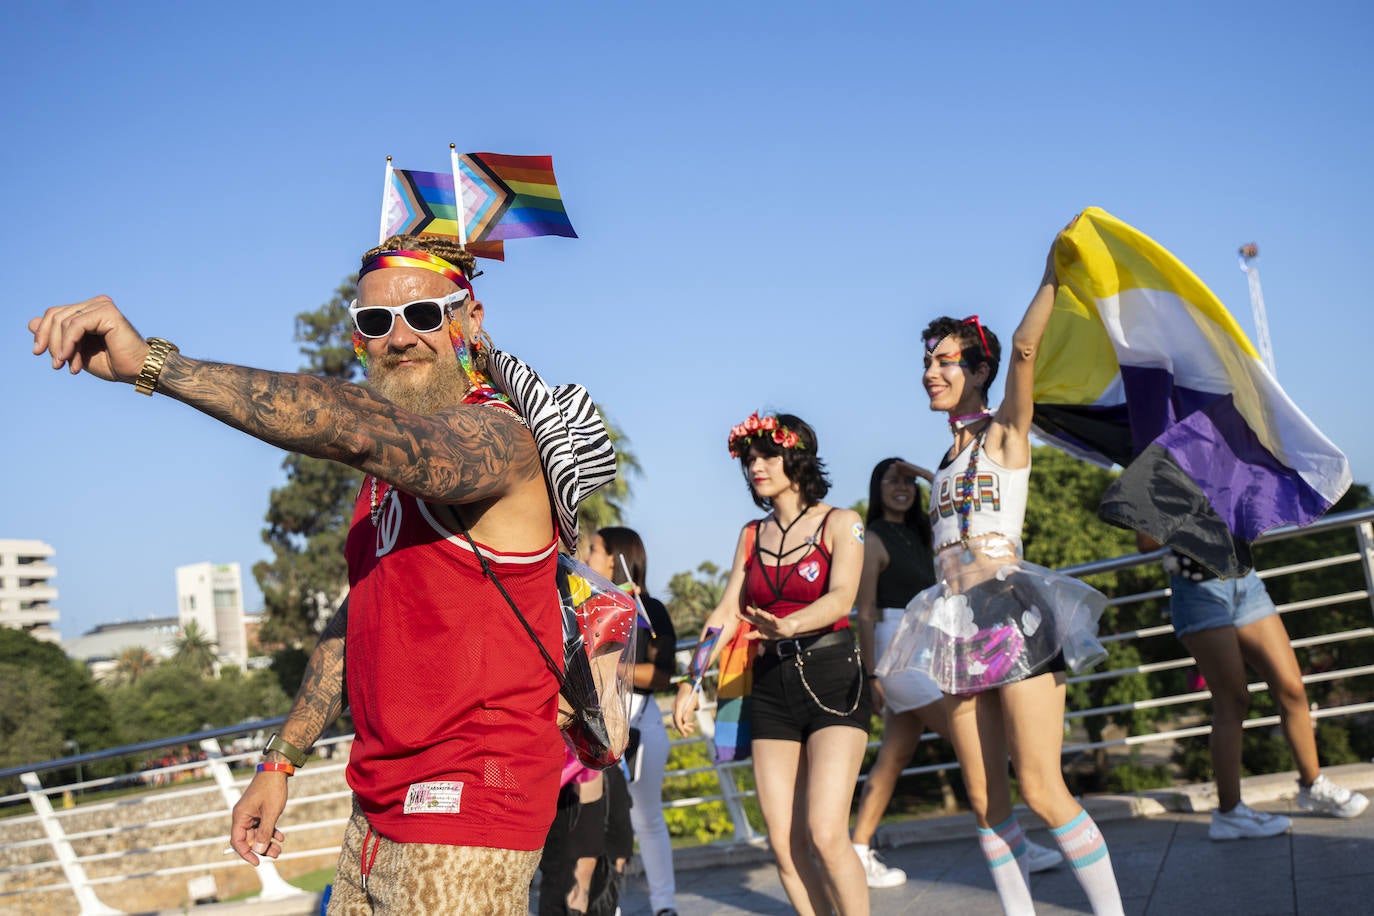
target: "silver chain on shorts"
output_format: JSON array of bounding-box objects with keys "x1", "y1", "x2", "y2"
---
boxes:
[{"x1": 793, "y1": 646, "x2": 863, "y2": 716}]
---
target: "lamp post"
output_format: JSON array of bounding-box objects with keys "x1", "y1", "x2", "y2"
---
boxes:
[{"x1": 63, "y1": 739, "x2": 82, "y2": 791}]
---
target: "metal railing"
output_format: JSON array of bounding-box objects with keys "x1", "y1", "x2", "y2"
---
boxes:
[{"x1": 3, "y1": 508, "x2": 1372, "y2": 914}]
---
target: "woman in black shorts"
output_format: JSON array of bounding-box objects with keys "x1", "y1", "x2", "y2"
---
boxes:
[{"x1": 674, "y1": 412, "x2": 871, "y2": 916}]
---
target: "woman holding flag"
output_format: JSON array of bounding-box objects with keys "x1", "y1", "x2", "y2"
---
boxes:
[
  {"x1": 673, "y1": 413, "x2": 871, "y2": 916},
  {"x1": 877, "y1": 228, "x2": 1124, "y2": 915}
]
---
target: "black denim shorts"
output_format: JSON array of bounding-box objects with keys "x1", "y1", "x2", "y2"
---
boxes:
[{"x1": 749, "y1": 632, "x2": 872, "y2": 742}]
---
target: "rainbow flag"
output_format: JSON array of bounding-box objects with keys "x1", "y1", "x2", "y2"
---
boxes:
[
  {"x1": 380, "y1": 167, "x2": 505, "y2": 259},
  {"x1": 1033, "y1": 207, "x2": 1350, "y2": 576},
  {"x1": 381, "y1": 154, "x2": 575, "y2": 255},
  {"x1": 461, "y1": 153, "x2": 578, "y2": 242}
]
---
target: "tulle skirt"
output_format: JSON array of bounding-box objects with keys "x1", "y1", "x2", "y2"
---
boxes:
[{"x1": 875, "y1": 535, "x2": 1108, "y2": 696}]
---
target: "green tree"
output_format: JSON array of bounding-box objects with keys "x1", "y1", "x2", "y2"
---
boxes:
[
  {"x1": 0, "y1": 628, "x2": 123, "y2": 779},
  {"x1": 576, "y1": 408, "x2": 641, "y2": 548},
  {"x1": 0, "y1": 663, "x2": 64, "y2": 793},
  {"x1": 666, "y1": 561, "x2": 729, "y2": 636},
  {"x1": 172, "y1": 620, "x2": 218, "y2": 676},
  {"x1": 253, "y1": 277, "x2": 363, "y2": 648},
  {"x1": 106, "y1": 664, "x2": 291, "y2": 744}
]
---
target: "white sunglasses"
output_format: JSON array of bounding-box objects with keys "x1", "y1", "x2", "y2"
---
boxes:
[{"x1": 348, "y1": 289, "x2": 470, "y2": 339}]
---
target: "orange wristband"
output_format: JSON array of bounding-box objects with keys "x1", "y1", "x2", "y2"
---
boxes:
[{"x1": 257, "y1": 762, "x2": 296, "y2": 776}]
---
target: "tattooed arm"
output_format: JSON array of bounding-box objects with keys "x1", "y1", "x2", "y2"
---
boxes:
[
  {"x1": 228, "y1": 599, "x2": 348, "y2": 865},
  {"x1": 27, "y1": 296, "x2": 542, "y2": 504}
]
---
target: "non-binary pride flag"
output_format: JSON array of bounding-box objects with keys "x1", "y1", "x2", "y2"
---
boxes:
[
  {"x1": 1032, "y1": 207, "x2": 1350, "y2": 577},
  {"x1": 381, "y1": 153, "x2": 576, "y2": 256}
]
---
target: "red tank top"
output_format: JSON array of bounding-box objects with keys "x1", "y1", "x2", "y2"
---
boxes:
[
  {"x1": 343, "y1": 480, "x2": 562, "y2": 849},
  {"x1": 742, "y1": 509, "x2": 849, "y2": 633}
]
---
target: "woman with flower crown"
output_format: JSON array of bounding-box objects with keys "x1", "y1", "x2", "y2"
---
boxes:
[
  {"x1": 876, "y1": 228, "x2": 1123, "y2": 915},
  {"x1": 673, "y1": 412, "x2": 872, "y2": 916}
]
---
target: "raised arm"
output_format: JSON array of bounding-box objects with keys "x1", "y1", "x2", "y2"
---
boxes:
[
  {"x1": 229, "y1": 598, "x2": 349, "y2": 865},
  {"x1": 28, "y1": 297, "x2": 541, "y2": 504},
  {"x1": 989, "y1": 232, "x2": 1065, "y2": 468}
]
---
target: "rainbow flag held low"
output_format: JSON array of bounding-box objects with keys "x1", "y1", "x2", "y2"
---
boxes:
[
  {"x1": 381, "y1": 153, "x2": 575, "y2": 256},
  {"x1": 1032, "y1": 207, "x2": 1350, "y2": 576}
]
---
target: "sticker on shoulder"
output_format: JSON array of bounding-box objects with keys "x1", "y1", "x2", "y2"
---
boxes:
[{"x1": 852, "y1": 521, "x2": 865, "y2": 544}]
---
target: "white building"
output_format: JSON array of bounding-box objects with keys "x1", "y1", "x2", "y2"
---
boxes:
[
  {"x1": 175, "y1": 562, "x2": 248, "y2": 668},
  {"x1": 0, "y1": 539, "x2": 60, "y2": 643}
]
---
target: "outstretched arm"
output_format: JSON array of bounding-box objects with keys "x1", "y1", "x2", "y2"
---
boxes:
[
  {"x1": 28, "y1": 297, "x2": 541, "y2": 504},
  {"x1": 229, "y1": 599, "x2": 349, "y2": 865}
]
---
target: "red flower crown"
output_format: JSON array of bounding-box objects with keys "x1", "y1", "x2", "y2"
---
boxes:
[{"x1": 728, "y1": 412, "x2": 805, "y2": 457}]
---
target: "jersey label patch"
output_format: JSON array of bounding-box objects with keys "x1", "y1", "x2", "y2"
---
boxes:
[
  {"x1": 404, "y1": 780, "x2": 464, "y2": 815},
  {"x1": 798, "y1": 560, "x2": 821, "y2": 582}
]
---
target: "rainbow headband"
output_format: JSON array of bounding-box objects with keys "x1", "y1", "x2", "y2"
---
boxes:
[{"x1": 358, "y1": 250, "x2": 473, "y2": 295}]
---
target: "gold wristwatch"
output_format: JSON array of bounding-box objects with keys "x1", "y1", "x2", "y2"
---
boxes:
[{"x1": 134, "y1": 337, "x2": 179, "y2": 396}]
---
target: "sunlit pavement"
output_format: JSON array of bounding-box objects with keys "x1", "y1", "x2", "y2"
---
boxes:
[
  {"x1": 175, "y1": 764, "x2": 1374, "y2": 915},
  {"x1": 615, "y1": 762, "x2": 1374, "y2": 916}
]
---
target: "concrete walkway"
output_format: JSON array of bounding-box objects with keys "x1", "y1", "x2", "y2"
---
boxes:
[{"x1": 181, "y1": 763, "x2": 1374, "y2": 915}]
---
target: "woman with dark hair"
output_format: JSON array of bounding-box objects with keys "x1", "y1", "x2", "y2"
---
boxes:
[
  {"x1": 673, "y1": 413, "x2": 871, "y2": 916},
  {"x1": 878, "y1": 231, "x2": 1122, "y2": 915},
  {"x1": 852, "y1": 458, "x2": 1062, "y2": 888},
  {"x1": 585, "y1": 527, "x2": 680, "y2": 916}
]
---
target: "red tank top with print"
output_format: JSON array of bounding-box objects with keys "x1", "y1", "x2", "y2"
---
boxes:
[
  {"x1": 742, "y1": 509, "x2": 848, "y2": 633},
  {"x1": 342, "y1": 478, "x2": 563, "y2": 850}
]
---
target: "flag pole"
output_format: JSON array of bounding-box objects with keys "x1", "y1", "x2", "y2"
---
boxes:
[
  {"x1": 449, "y1": 143, "x2": 468, "y2": 250},
  {"x1": 379, "y1": 156, "x2": 393, "y2": 245},
  {"x1": 616, "y1": 553, "x2": 656, "y2": 636}
]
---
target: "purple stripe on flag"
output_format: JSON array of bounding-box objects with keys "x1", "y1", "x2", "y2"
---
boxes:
[
  {"x1": 1119, "y1": 366, "x2": 1218, "y2": 457},
  {"x1": 1156, "y1": 395, "x2": 1332, "y2": 540}
]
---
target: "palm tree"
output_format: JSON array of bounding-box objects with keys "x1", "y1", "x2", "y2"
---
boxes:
[
  {"x1": 173, "y1": 620, "x2": 219, "y2": 677},
  {"x1": 110, "y1": 646, "x2": 157, "y2": 686},
  {"x1": 576, "y1": 408, "x2": 641, "y2": 556}
]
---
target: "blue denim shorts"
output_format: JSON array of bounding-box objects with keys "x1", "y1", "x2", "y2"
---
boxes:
[{"x1": 1169, "y1": 570, "x2": 1277, "y2": 637}]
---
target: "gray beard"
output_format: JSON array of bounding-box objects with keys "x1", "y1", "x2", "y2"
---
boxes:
[{"x1": 369, "y1": 356, "x2": 471, "y2": 415}]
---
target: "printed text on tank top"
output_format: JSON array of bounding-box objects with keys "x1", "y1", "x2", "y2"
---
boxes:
[{"x1": 753, "y1": 507, "x2": 836, "y2": 607}]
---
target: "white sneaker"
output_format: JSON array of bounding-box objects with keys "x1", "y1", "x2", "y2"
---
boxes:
[
  {"x1": 1024, "y1": 840, "x2": 1063, "y2": 873},
  {"x1": 1209, "y1": 802, "x2": 1291, "y2": 840},
  {"x1": 1297, "y1": 774, "x2": 1370, "y2": 818},
  {"x1": 853, "y1": 843, "x2": 907, "y2": 888}
]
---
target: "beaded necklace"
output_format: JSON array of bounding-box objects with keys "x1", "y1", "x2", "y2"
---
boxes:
[{"x1": 954, "y1": 431, "x2": 986, "y2": 563}]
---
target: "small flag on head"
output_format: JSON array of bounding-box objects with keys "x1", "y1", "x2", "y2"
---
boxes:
[{"x1": 380, "y1": 150, "x2": 576, "y2": 258}]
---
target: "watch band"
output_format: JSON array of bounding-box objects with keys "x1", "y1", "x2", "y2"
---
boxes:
[
  {"x1": 263, "y1": 733, "x2": 308, "y2": 768},
  {"x1": 134, "y1": 337, "x2": 179, "y2": 396}
]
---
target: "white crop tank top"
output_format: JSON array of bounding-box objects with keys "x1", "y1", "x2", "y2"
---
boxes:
[{"x1": 928, "y1": 435, "x2": 1031, "y2": 550}]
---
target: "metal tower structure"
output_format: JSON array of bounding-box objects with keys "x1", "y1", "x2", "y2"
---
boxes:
[{"x1": 1238, "y1": 242, "x2": 1276, "y2": 376}]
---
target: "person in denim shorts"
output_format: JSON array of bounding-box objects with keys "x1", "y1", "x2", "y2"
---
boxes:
[{"x1": 1147, "y1": 539, "x2": 1369, "y2": 840}]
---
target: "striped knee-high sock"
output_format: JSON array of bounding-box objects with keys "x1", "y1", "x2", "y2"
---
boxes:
[
  {"x1": 1049, "y1": 809, "x2": 1123, "y2": 916},
  {"x1": 977, "y1": 815, "x2": 1034, "y2": 916}
]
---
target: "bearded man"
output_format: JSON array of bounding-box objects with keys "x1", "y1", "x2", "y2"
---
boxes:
[{"x1": 30, "y1": 235, "x2": 586, "y2": 914}]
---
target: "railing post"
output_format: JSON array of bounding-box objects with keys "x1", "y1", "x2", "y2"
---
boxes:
[
  {"x1": 1356, "y1": 522, "x2": 1374, "y2": 623},
  {"x1": 200, "y1": 738, "x2": 307, "y2": 901},
  {"x1": 693, "y1": 707, "x2": 758, "y2": 841},
  {"x1": 19, "y1": 771, "x2": 123, "y2": 915}
]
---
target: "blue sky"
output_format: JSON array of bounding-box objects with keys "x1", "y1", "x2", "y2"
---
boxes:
[{"x1": 6, "y1": 2, "x2": 1372, "y2": 640}]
